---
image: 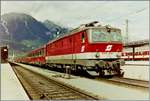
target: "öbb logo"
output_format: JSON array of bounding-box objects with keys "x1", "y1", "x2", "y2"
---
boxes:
[{"x1": 105, "y1": 45, "x2": 113, "y2": 51}]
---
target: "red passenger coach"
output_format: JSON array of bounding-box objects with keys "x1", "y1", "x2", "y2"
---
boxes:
[
  {"x1": 27, "y1": 46, "x2": 46, "y2": 66},
  {"x1": 16, "y1": 46, "x2": 46, "y2": 66}
]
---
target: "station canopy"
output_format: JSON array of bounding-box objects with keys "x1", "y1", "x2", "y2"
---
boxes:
[{"x1": 124, "y1": 40, "x2": 149, "y2": 47}]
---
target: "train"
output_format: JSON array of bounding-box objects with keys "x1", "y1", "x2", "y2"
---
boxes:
[
  {"x1": 1, "y1": 46, "x2": 8, "y2": 63},
  {"x1": 15, "y1": 21, "x2": 125, "y2": 77}
]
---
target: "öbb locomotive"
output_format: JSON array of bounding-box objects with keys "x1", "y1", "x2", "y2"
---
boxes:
[{"x1": 15, "y1": 21, "x2": 125, "y2": 77}]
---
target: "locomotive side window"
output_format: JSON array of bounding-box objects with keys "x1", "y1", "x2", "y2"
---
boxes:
[{"x1": 81, "y1": 33, "x2": 85, "y2": 43}]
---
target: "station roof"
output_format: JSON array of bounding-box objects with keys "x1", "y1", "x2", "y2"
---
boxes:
[{"x1": 124, "y1": 40, "x2": 149, "y2": 47}]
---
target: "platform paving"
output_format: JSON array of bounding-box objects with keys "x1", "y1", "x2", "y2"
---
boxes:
[{"x1": 1, "y1": 63, "x2": 29, "y2": 100}]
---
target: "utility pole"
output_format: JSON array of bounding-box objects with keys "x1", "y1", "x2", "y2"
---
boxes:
[{"x1": 125, "y1": 19, "x2": 129, "y2": 44}]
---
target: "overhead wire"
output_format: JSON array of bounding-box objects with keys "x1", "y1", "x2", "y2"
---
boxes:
[{"x1": 106, "y1": 7, "x2": 148, "y2": 22}]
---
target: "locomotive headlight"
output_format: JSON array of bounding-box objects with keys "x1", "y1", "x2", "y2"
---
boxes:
[{"x1": 95, "y1": 52, "x2": 100, "y2": 58}]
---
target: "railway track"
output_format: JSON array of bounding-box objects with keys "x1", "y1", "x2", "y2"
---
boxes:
[
  {"x1": 95, "y1": 76, "x2": 149, "y2": 90},
  {"x1": 10, "y1": 63, "x2": 100, "y2": 100}
]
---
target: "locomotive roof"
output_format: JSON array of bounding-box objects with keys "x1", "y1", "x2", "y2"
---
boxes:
[{"x1": 47, "y1": 26, "x2": 121, "y2": 45}]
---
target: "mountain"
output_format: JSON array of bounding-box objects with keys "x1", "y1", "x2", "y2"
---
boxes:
[
  {"x1": 43, "y1": 20, "x2": 69, "y2": 38},
  {"x1": 0, "y1": 13, "x2": 70, "y2": 56}
]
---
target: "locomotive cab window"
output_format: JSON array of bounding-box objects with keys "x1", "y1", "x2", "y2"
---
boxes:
[{"x1": 89, "y1": 28, "x2": 122, "y2": 43}]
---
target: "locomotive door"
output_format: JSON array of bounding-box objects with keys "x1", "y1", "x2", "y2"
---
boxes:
[{"x1": 81, "y1": 32, "x2": 85, "y2": 52}]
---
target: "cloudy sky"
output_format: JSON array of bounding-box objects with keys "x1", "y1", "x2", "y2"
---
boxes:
[{"x1": 1, "y1": 1, "x2": 149, "y2": 42}]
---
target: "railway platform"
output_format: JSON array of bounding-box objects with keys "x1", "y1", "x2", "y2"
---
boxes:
[
  {"x1": 1, "y1": 63, "x2": 29, "y2": 100},
  {"x1": 16, "y1": 63, "x2": 149, "y2": 100},
  {"x1": 122, "y1": 61, "x2": 149, "y2": 81}
]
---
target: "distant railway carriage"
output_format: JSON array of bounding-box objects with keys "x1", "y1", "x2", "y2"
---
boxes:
[
  {"x1": 28, "y1": 46, "x2": 46, "y2": 66},
  {"x1": 16, "y1": 46, "x2": 46, "y2": 66},
  {"x1": 1, "y1": 46, "x2": 8, "y2": 63},
  {"x1": 14, "y1": 21, "x2": 125, "y2": 77}
]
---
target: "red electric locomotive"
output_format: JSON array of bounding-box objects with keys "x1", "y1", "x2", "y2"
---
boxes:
[
  {"x1": 15, "y1": 21, "x2": 125, "y2": 77},
  {"x1": 45, "y1": 21, "x2": 124, "y2": 77}
]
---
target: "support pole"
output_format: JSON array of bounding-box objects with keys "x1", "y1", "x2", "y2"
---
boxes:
[{"x1": 126, "y1": 19, "x2": 129, "y2": 43}]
